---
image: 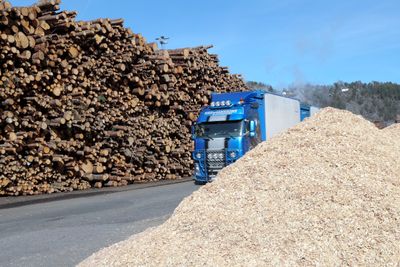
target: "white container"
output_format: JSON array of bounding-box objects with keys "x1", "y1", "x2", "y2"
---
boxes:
[
  {"x1": 310, "y1": 106, "x2": 320, "y2": 116},
  {"x1": 264, "y1": 93, "x2": 300, "y2": 139}
]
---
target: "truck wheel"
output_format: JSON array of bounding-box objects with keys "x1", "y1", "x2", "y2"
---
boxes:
[{"x1": 194, "y1": 180, "x2": 206, "y2": 185}]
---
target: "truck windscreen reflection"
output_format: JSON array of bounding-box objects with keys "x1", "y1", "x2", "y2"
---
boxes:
[{"x1": 195, "y1": 120, "x2": 244, "y2": 139}]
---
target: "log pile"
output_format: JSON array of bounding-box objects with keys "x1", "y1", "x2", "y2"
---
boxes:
[{"x1": 0, "y1": 0, "x2": 247, "y2": 196}]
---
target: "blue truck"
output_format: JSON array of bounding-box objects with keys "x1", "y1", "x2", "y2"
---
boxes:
[{"x1": 191, "y1": 90, "x2": 319, "y2": 184}]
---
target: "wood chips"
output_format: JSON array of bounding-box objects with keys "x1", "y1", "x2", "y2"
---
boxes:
[{"x1": 79, "y1": 108, "x2": 400, "y2": 266}]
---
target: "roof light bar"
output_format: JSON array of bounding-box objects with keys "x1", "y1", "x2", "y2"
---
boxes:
[{"x1": 210, "y1": 100, "x2": 233, "y2": 107}]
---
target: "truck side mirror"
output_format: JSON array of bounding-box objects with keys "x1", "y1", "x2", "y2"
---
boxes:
[
  {"x1": 249, "y1": 120, "x2": 256, "y2": 137},
  {"x1": 191, "y1": 125, "x2": 196, "y2": 139}
]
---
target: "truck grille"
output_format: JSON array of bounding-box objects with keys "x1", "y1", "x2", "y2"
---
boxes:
[{"x1": 206, "y1": 150, "x2": 226, "y2": 178}]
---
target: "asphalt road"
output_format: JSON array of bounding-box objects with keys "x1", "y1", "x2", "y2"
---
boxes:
[{"x1": 0, "y1": 180, "x2": 199, "y2": 267}]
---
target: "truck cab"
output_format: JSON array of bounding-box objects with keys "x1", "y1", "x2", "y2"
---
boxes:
[
  {"x1": 192, "y1": 91, "x2": 264, "y2": 183},
  {"x1": 192, "y1": 90, "x2": 319, "y2": 184}
]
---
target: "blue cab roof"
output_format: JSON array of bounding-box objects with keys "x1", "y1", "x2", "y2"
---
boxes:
[
  {"x1": 211, "y1": 90, "x2": 264, "y2": 103},
  {"x1": 211, "y1": 90, "x2": 319, "y2": 109}
]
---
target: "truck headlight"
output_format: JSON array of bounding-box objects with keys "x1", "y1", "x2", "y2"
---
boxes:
[
  {"x1": 218, "y1": 153, "x2": 224, "y2": 159},
  {"x1": 195, "y1": 152, "x2": 202, "y2": 159},
  {"x1": 220, "y1": 101, "x2": 225, "y2": 106},
  {"x1": 215, "y1": 101, "x2": 220, "y2": 107},
  {"x1": 229, "y1": 151, "x2": 237, "y2": 158},
  {"x1": 195, "y1": 163, "x2": 201, "y2": 175}
]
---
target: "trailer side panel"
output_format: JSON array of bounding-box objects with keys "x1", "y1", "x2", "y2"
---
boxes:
[{"x1": 264, "y1": 94, "x2": 301, "y2": 139}]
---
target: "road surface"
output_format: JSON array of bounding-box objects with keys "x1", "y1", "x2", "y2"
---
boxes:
[{"x1": 0, "y1": 180, "x2": 199, "y2": 267}]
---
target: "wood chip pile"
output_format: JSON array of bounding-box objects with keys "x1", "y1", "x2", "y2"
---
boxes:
[
  {"x1": 0, "y1": 0, "x2": 247, "y2": 196},
  {"x1": 80, "y1": 108, "x2": 400, "y2": 266},
  {"x1": 384, "y1": 123, "x2": 400, "y2": 133}
]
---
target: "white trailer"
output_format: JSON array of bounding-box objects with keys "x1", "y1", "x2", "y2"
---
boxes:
[
  {"x1": 310, "y1": 106, "x2": 320, "y2": 116},
  {"x1": 264, "y1": 93, "x2": 301, "y2": 139}
]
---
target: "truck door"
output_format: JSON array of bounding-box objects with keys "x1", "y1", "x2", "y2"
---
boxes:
[
  {"x1": 243, "y1": 118, "x2": 261, "y2": 151},
  {"x1": 250, "y1": 118, "x2": 261, "y2": 149}
]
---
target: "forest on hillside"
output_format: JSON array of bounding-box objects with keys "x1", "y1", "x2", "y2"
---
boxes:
[{"x1": 246, "y1": 81, "x2": 400, "y2": 123}]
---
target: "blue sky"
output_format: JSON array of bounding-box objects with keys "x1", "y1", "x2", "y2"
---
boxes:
[{"x1": 15, "y1": 0, "x2": 400, "y2": 87}]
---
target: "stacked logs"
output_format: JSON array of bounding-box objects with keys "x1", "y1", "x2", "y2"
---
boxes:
[{"x1": 0, "y1": 0, "x2": 247, "y2": 196}]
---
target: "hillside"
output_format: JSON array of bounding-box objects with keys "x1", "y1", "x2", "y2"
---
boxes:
[{"x1": 247, "y1": 81, "x2": 400, "y2": 124}]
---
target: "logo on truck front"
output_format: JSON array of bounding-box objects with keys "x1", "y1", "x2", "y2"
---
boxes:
[{"x1": 204, "y1": 109, "x2": 239, "y2": 116}]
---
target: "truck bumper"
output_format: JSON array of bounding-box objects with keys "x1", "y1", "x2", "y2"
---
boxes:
[
  {"x1": 193, "y1": 149, "x2": 240, "y2": 183},
  {"x1": 193, "y1": 161, "x2": 209, "y2": 183},
  {"x1": 194, "y1": 175, "x2": 208, "y2": 183}
]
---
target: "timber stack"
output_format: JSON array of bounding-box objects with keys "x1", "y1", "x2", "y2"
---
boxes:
[{"x1": 0, "y1": 0, "x2": 247, "y2": 196}]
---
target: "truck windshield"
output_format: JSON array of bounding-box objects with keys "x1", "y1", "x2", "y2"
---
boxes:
[{"x1": 195, "y1": 120, "x2": 243, "y2": 139}]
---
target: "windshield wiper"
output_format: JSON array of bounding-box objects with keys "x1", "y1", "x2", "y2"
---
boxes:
[
  {"x1": 203, "y1": 134, "x2": 214, "y2": 140},
  {"x1": 221, "y1": 132, "x2": 236, "y2": 139}
]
